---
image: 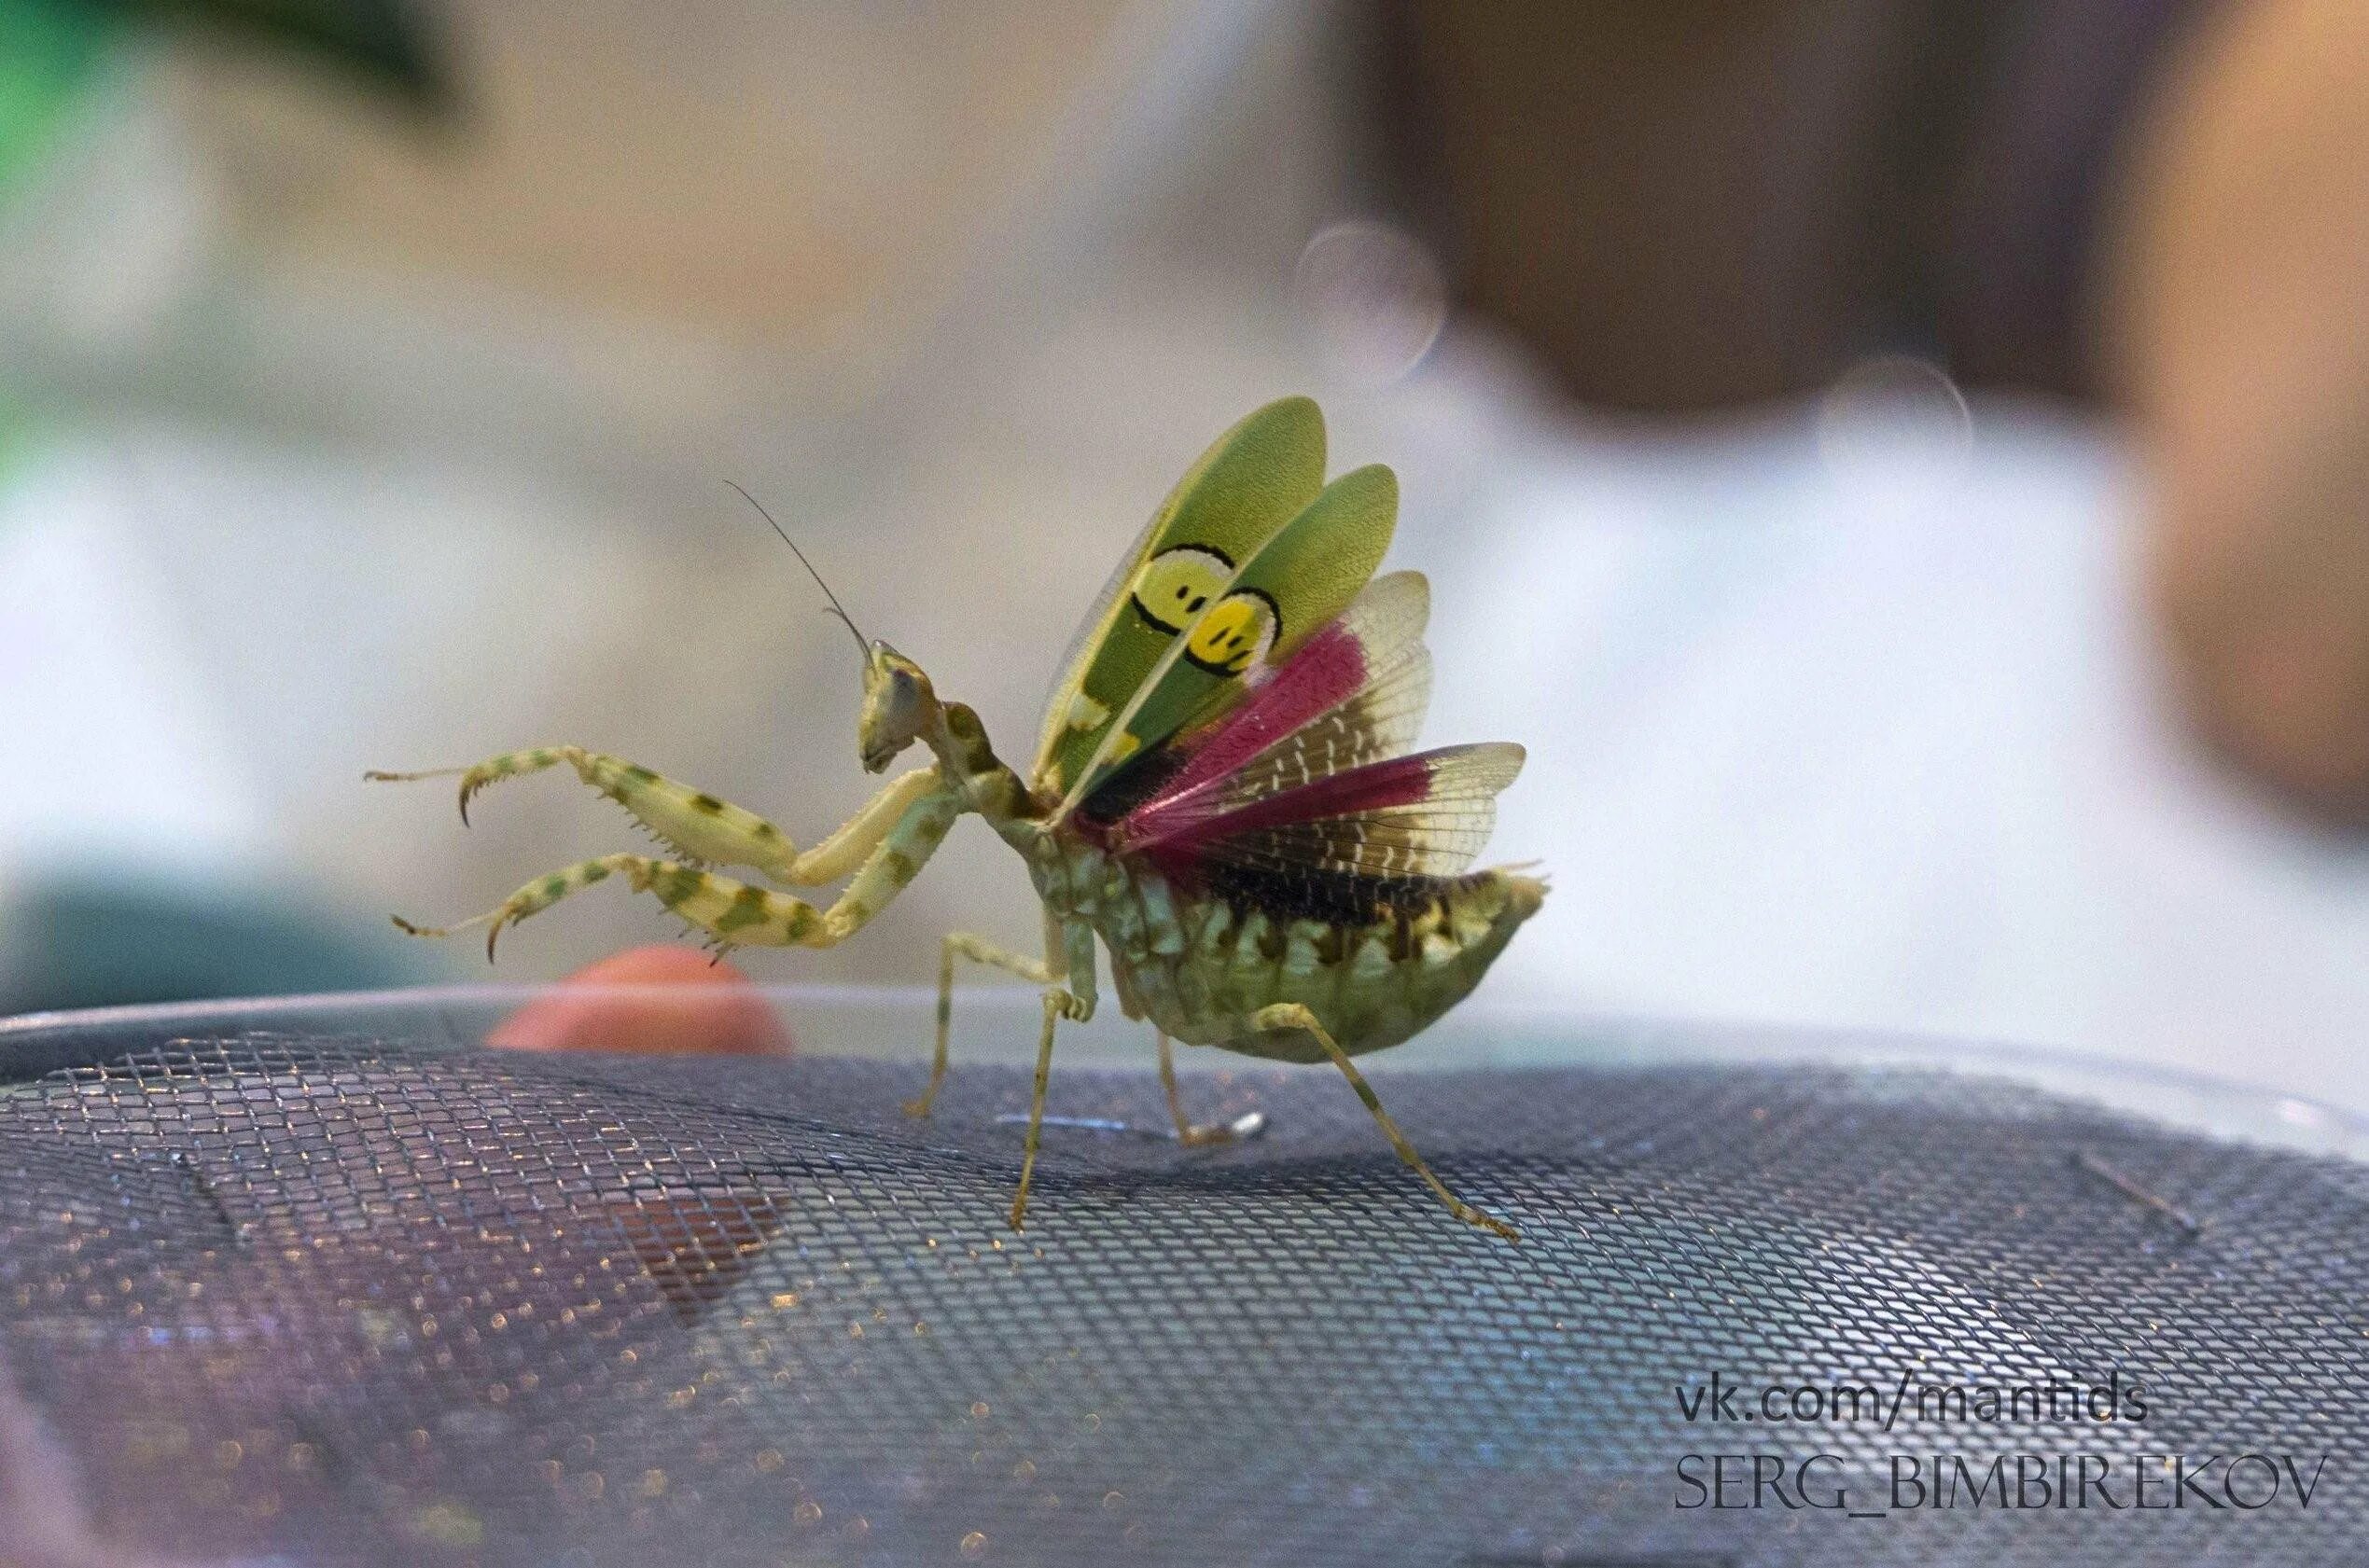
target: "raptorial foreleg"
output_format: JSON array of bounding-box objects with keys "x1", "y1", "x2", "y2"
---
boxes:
[
  {"x1": 1248, "y1": 1002, "x2": 1519, "y2": 1242},
  {"x1": 393, "y1": 855, "x2": 824, "y2": 960},
  {"x1": 369, "y1": 745, "x2": 942, "y2": 885},
  {"x1": 390, "y1": 775, "x2": 964, "y2": 959}
]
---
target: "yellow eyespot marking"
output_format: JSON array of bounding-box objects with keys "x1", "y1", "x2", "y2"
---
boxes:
[
  {"x1": 1183, "y1": 589, "x2": 1276, "y2": 675},
  {"x1": 1109, "y1": 731, "x2": 1143, "y2": 762},
  {"x1": 1064, "y1": 690, "x2": 1109, "y2": 732},
  {"x1": 1131, "y1": 546, "x2": 1233, "y2": 634}
]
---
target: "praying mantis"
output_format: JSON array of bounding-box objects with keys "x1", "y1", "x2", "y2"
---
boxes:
[{"x1": 373, "y1": 398, "x2": 1543, "y2": 1238}]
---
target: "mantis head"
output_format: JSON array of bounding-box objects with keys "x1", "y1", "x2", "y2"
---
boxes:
[{"x1": 857, "y1": 641, "x2": 940, "y2": 773}]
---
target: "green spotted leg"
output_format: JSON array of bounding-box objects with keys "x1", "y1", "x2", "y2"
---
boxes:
[
  {"x1": 907, "y1": 932, "x2": 1062, "y2": 1118},
  {"x1": 1157, "y1": 1033, "x2": 1242, "y2": 1147},
  {"x1": 389, "y1": 771, "x2": 965, "y2": 960},
  {"x1": 1248, "y1": 1002, "x2": 1520, "y2": 1242},
  {"x1": 368, "y1": 745, "x2": 943, "y2": 886},
  {"x1": 1005, "y1": 920, "x2": 1098, "y2": 1233},
  {"x1": 1008, "y1": 986, "x2": 1096, "y2": 1232}
]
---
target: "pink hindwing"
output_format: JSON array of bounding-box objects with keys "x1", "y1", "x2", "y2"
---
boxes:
[
  {"x1": 1102, "y1": 572, "x2": 1429, "y2": 846},
  {"x1": 1080, "y1": 572, "x2": 1524, "y2": 917},
  {"x1": 1131, "y1": 743, "x2": 1524, "y2": 881}
]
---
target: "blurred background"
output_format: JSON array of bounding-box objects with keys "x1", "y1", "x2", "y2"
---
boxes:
[{"x1": 3, "y1": 0, "x2": 2367, "y2": 1107}]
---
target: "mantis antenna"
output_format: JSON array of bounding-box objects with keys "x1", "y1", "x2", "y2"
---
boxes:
[{"x1": 723, "y1": 479, "x2": 869, "y2": 656}]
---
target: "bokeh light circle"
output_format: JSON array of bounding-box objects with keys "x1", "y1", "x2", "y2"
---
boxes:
[
  {"x1": 1292, "y1": 219, "x2": 1449, "y2": 387},
  {"x1": 1815, "y1": 354, "x2": 1974, "y2": 512}
]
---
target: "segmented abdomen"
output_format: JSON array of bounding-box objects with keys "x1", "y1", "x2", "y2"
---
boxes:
[{"x1": 1093, "y1": 855, "x2": 1544, "y2": 1062}]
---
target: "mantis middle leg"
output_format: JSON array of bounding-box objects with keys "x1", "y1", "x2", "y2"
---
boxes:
[
  {"x1": 1006, "y1": 919, "x2": 1097, "y2": 1232},
  {"x1": 907, "y1": 928, "x2": 1061, "y2": 1117}
]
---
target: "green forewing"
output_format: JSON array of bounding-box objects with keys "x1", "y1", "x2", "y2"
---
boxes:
[
  {"x1": 1031, "y1": 397, "x2": 1327, "y2": 798},
  {"x1": 1055, "y1": 462, "x2": 1399, "y2": 817}
]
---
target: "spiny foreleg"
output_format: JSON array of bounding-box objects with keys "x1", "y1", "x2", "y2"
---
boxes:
[
  {"x1": 391, "y1": 777, "x2": 964, "y2": 960},
  {"x1": 1248, "y1": 1002, "x2": 1519, "y2": 1242},
  {"x1": 368, "y1": 744, "x2": 942, "y2": 885},
  {"x1": 393, "y1": 855, "x2": 829, "y2": 961}
]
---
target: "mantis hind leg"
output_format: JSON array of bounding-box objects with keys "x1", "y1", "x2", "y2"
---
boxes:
[
  {"x1": 1157, "y1": 1033, "x2": 1244, "y2": 1146},
  {"x1": 1248, "y1": 1003, "x2": 1519, "y2": 1242},
  {"x1": 910, "y1": 933, "x2": 1060, "y2": 1118}
]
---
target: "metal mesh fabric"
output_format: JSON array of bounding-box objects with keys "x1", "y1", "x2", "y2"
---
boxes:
[{"x1": 0, "y1": 1023, "x2": 2364, "y2": 1566}]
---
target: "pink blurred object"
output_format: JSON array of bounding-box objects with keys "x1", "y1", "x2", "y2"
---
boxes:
[{"x1": 486, "y1": 946, "x2": 792, "y2": 1056}]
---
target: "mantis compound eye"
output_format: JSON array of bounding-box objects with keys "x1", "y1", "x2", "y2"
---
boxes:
[{"x1": 877, "y1": 663, "x2": 925, "y2": 730}]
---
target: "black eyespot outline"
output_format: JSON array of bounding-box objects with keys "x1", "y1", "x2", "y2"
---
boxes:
[{"x1": 1129, "y1": 544, "x2": 1234, "y2": 635}]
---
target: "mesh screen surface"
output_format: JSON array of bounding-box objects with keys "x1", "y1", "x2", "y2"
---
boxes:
[{"x1": 0, "y1": 1015, "x2": 2364, "y2": 1566}]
